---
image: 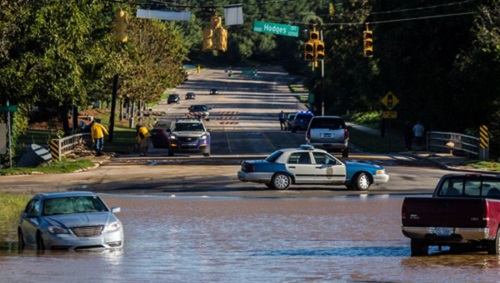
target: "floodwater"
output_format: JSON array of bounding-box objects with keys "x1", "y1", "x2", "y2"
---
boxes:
[{"x1": 2, "y1": 194, "x2": 500, "y2": 282}]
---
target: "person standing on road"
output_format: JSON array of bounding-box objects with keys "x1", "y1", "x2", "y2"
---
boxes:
[
  {"x1": 90, "y1": 118, "x2": 109, "y2": 156},
  {"x1": 404, "y1": 121, "x2": 413, "y2": 150},
  {"x1": 136, "y1": 124, "x2": 151, "y2": 156},
  {"x1": 413, "y1": 121, "x2": 425, "y2": 149},
  {"x1": 278, "y1": 110, "x2": 286, "y2": 131}
]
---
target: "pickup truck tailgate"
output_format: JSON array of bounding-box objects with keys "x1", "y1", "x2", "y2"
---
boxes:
[{"x1": 402, "y1": 197, "x2": 487, "y2": 228}]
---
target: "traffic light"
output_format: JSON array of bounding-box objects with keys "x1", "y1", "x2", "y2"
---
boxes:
[
  {"x1": 363, "y1": 29, "x2": 373, "y2": 58},
  {"x1": 310, "y1": 30, "x2": 320, "y2": 41},
  {"x1": 214, "y1": 27, "x2": 227, "y2": 52},
  {"x1": 315, "y1": 40, "x2": 325, "y2": 61},
  {"x1": 202, "y1": 28, "x2": 213, "y2": 51},
  {"x1": 203, "y1": 15, "x2": 227, "y2": 52},
  {"x1": 114, "y1": 9, "x2": 128, "y2": 43},
  {"x1": 304, "y1": 41, "x2": 314, "y2": 61}
]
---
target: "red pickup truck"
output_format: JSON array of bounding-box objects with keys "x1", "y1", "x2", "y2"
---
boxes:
[{"x1": 402, "y1": 173, "x2": 500, "y2": 256}]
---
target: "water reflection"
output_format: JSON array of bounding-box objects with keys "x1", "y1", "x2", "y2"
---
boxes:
[{"x1": 1, "y1": 195, "x2": 500, "y2": 282}]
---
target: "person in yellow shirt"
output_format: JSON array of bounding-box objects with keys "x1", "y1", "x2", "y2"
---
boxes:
[
  {"x1": 90, "y1": 118, "x2": 109, "y2": 156},
  {"x1": 136, "y1": 124, "x2": 151, "y2": 156}
]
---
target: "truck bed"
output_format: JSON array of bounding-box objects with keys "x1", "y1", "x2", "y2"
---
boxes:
[{"x1": 402, "y1": 197, "x2": 488, "y2": 228}]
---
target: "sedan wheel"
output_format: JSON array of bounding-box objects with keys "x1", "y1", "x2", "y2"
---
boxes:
[
  {"x1": 36, "y1": 232, "x2": 45, "y2": 251},
  {"x1": 18, "y1": 229, "x2": 25, "y2": 250},
  {"x1": 271, "y1": 173, "x2": 291, "y2": 190},
  {"x1": 354, "y1": 172, "x2": 371, "y2": 190}
]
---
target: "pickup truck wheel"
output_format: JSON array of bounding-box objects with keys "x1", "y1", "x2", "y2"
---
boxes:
[
  {"x1": 487, "y1": 228, "x2": 500, "y2": 255},
  {"x1": 410, "y1": 239, "x2": 428, "y2": 256},
  {"x1": 354, "y1": 172, "x2": 371, "y2": 191},
  {"x1": 271, "y1": 173, "x2": 291, "y2": 190}
]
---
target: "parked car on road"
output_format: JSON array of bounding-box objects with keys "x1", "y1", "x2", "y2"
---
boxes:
[
  {"x1": 402, "y1": 173, "x2": 500, "y2": 256},
  {"x1": 167, "y1": 93, "x2": 180, "y2": 104},
  {"x1": 237, "y1": 144, "x2": 389, "y2": 190},
  {"x1": 209, "y1": 89, "x2": 219, "y2": 95},
  {"x1": 185, "y1": 92, "x2": 196, "y2": 100},
  {"x1": 167, "y1": 118, "x2": 211, "y2": 157},
  {"x1": 306, "y1": 116, "x2": 350, "y2": 157},
  {"x1": 151, "y1": 120, "x2": 170, "y2": 148},
  {"x1": 18, "y1": 191, "x2": 123, "y2": 251},
  {"x1": 188, "y1": 104, "x2": 211, "y2": 120},
  {"x1": 290, "y1": 111, "x2": 314, "y2": 133},
  {"x1": 285, "y1": 114, "x2": 295, "y2": 131}
]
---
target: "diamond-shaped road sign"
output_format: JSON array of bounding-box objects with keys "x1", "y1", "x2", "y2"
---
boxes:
[{"x1": 380, "y1": 92, "x2": 399, "y2": 110}]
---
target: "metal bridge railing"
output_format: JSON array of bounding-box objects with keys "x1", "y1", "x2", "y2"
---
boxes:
[
  {"x1": 426, "y1": 131, "x2": 479, "y2": 157},
  {"x1": 49, "y1": 133, "x2": 91, "y2": 161}
]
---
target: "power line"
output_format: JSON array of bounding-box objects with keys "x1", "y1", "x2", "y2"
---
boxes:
[
  {"x1": 291, "y1": 11, "x2": 476, "y2": 27},
  {"x1": 371, "y1": 0, "x2": 474, "y2": 15}
]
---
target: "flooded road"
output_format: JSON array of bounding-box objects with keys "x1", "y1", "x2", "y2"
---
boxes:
[{"x1": 2, "y1": 195, "x2": 500, "y2": 282}]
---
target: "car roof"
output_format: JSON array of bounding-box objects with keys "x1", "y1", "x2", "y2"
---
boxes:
[
  {"x1": 279, "y1": 145, "x2": 328, "y2": 154},
  {"x1": 174, "y1": 118, "x2": 203, "y2": 123},
  {"x1": 38, "y1": 191, "x2": 98, "y2": 199},
  {"x1": 312, "y1": 115, "x2": 343, "y2": 119}
]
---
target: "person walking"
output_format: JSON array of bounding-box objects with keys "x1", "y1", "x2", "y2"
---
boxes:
[
  {"x1": 278, "y1": 110, "x2": 286, "y2": 131},
  {"x1": 404, "y1": 121, "x2": 413, "y2": 150},
  {"x1": 413, "y1": 121, "x2": 425, "y2": 150},
  {"x1": 136, "y1": 124, "x2": 151, "y2": 156},
  {"x1": 90, "y1": 118, "x2": 109, "y2": 156}
]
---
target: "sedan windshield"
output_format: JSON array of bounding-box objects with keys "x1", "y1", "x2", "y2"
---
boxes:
[
  {"x1": 191, "y1": 105, "x2": 208, "y2": 111},
  {"x1": 43, "y1": 196, "x2": 108, "y2": 215},
  {"x1": 174, "y1": 123, "x2": 205, "y2": 131}
]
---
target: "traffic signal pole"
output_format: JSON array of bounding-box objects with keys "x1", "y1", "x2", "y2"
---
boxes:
[{"x1": 320, "y1": 30, "x2": 325, "y2": 116}]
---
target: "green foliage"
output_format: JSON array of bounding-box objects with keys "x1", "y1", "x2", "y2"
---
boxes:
[
  {"x1": 0, "y1": 192, "x2": 32, "y2": 234},
  {"x1": 346, "y1": 111, "x2": 381, "y2": 128},
  {"x1": 0, "y1": 158, "x2": 95, "y2": 175}
]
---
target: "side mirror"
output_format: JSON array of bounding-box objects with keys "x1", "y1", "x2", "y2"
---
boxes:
[{"x1": 111, "y1": 207, "x2": 121, "y2": 213}]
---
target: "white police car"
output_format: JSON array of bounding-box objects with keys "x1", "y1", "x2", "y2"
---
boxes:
[{"x1": 237, "y1": 145, "x2": 389, "y2": 190}]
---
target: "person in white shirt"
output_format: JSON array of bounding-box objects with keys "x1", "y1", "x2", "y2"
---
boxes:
[{"x1": 413, "y1": 121, "x2": 425, "y2": 149}]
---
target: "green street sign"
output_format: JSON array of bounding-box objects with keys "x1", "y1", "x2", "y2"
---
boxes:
[
  {"x1": 253, "y1": 21, "x2": 299, "y2": 37},
  {"x1": 0, "y1": 105, "x2": 17, "y2": 112}
]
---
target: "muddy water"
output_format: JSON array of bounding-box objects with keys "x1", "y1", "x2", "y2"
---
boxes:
[{"x1": 2, "y1": 195, "x2": 500, "y2": 282}]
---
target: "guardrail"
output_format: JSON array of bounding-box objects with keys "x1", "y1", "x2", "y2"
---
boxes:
[
  {"x1": 427, "y1": 131, "x2": 480, "y2": 157},
  {"x1": 49, "y1": 133, "x2": 91, "y2": 161}
]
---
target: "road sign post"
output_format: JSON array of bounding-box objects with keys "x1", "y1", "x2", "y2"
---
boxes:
[{"x1": 0, "y1": 100, "x2": 17, "y2": 168}]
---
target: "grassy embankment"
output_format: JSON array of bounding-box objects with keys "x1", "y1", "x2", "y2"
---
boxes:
[{"x1": 0, "y1": 193, "x2": 31, "y2": 235}]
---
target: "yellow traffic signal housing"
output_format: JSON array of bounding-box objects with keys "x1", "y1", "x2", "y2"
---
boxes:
[
  {"x1": 310, "y1": 30, "x2": 320, "y2": 41},
  {"x1": 210, "y1": 16, "x2": 222, "y2": 29},
  {"x1": 202, "y1": 28, "x2": 213, "y2": 51},
  {"x1": 315, "y1": 40, "x2": 325, "y2": 61},
  {"x1": 114, "y1": 9, "x2": 128, "y2": 43},
  {"x1": 214, "y1": 27, "x2": 227, "y2": 52},
  {"x1": 363, "y1": 30, "x2": 373, "y2": 57},
  {"x1": 304, "y1": 41, "x2": 314, "y2": 61}
]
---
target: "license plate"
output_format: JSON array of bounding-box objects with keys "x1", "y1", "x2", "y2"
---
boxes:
[
  {"x1": 321, "y1": 133, "x2": 331, "y2": 138},
  {"x1": 431, "y1": 227, "x2": 453, "y2": 236}
]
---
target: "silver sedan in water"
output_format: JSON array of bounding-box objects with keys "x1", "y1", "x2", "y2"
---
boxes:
[{"x1": 18, "y1": 191, "x2": 123, "y2": 251}]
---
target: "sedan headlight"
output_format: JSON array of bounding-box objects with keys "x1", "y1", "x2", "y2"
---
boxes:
[
  {"x1": 169, "y1": 135, "x2": 177, "y2": 140},
  {"x1": 104, "y1": 221, "x2": 122, "y2": 233},
  {"x1": 200, "y1": 134, "x2": 207, "y2": 140},
  {"x1": 376, "y1": 169, "x2": 385, "y2": 175},
  {"x1": 47, "y1": 226, "x2": 69, "y2": 234}
]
